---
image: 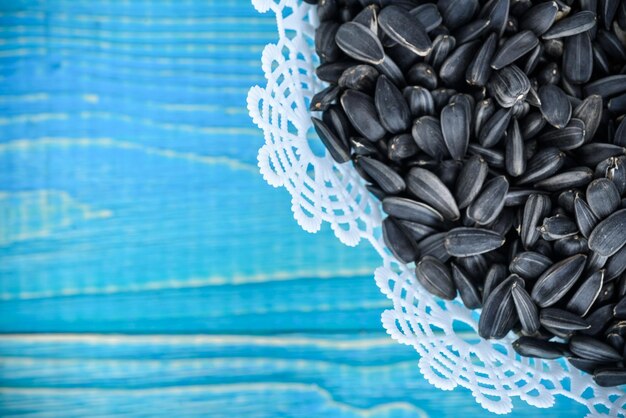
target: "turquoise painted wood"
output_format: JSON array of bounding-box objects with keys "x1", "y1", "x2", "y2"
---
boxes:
[{"x1": 0, "y1": 0, "x2": 588, "y2": 416}]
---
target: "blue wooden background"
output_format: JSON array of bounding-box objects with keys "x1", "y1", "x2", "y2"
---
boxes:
[{"x1": 0, "y1": 0, "x2": 590, "y2": 416}]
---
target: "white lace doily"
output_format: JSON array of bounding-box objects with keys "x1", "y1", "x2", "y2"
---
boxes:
[{"x1": 246, "y1": 1, "x2": 626, "y2": 415}]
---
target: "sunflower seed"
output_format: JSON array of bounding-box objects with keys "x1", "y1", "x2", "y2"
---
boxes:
[
  {"x1": 539, "y1": 214, "x2": 578, "y2": 240},
  {"x1": 451, "y1": 262, "x2": 482, "y2": 309},
  {"x1": 534, "y1": 167, "x2": 594, "y2": 191},
  {"x1": 441, "y1": 102, "x2": 470, "y2": 160},
  {"x1": 311, "y1": 117, "x2": 351, "y2": 163},
  {"x1": 439, "y1": 40, "x2": 481, "y2": 86},
  {"x1": 415, "y1": 255, "x2": 456, "y2": 299},
  {"x1": 366, "y1": 185, "x2": 386, "y2": 200},
  {"x1": 316, "y1": 60, "x2": 357, "y2": 83},
  {"x1": 455, "y1": 19, "x2": 491, "y2": 44},
  {"x1": 532, "y1": 253, "x2": 587, "y2": 307},
  {"x1": 510, "y1": 251, "x2": 553, "y2": 280},
  {"x1": 397, "y1": 220, "x2": 438, "y2": 241},
  {"x1": 517, "y1": 147, "x2": 566, "y2": 185},
  {"x1": 520, "y1": 112, "x2": 547, "y2": 140},
  {"x1": 374, "y1": 75, "x2": 411, "y2": 134},
  {"x1": 521, "y1": 194, "x2": 552, "y2": 249},
  {"x1": 573, "y1": 94, "x2": 603, "y2": 142},
  {"x1": 431, "y1": 88, "x2": 457, "y2": 111},
  {"x1": 537, "y1": 62, "x2": 561, "y2": 86},
  {"x1": 520, "y1": 1, "x2": 559, "y2": 35},
  {"x1": 338, "y1": 64, "x2": 379, "y2": 92},
  {"x1": 588, "y1": 208, "x2": 626, "y2": 256},
  {"x1": 411, "y1": 116, "x2": 449, "y2": 160},
  {"x1": 491, "y1": 30, "x2": 539, "y2": 70},
  {"x1": 540, "y1": 308, "x2": 590, "y2": 331},
  {"x1": 584, "y1": 75, "x2": 626, "y2": 98},
  {"x1": 479, "y1": 108, "x2": 513, "y2": 148},
  {"x1": 454, "y1": 155, "x2": 488, "y2": 209},
  {"x1": 536, "y1": 118, "x2": 586, "y2": 150},
  {"x1": 554, "y1": 235, "x2": 589, "y2": 257},
  {"x1": 406, "y1": 167, "x2": 460, "y2": 221},
  {"x1": 608, "y1": 93, "x2": 626, "y2": 115},
  {"x1": 488, "y1": 65, "x2": 531, "y2": 108},
  {"x1": 505, "y1": 189, "x2": 544, "y2": 207},
  {"x1": 378, "y1": 6, "x2": 432, "y2": 56},
  {"x1": 410, "y1": 3, "x2": 443, "y2": 32},
  {"x1": 594, "y1": 368, "x2": 626, "y2": 387},
  {"x1": 467, "y1": 176, "x2": 510, "y2": 225},
  {"x1": 438, "y1": 0, "x2": 479, "y2": 30},
  {"x1": 480, "y1": 263, "x2": 508, "y2": 303},
  {"x1": 357, "y1": 157, "x2": 405, "y2": 194},
  {"x1": 406, "y1": 63, "x2": 438, "y2": 90},
  {"x1": 335, "y1": 22, "x2": 385, "y2": 65},
  {"x1": 466, "y1": 33, "x2": 498, "y2": 87},
  {"x1": 382, "y1": 217, "x2": 418, "y2": 264},
  {"x1": 479, "y1": 274, "x2": 518, "y2": 339},
  {"x1": 374, "y1": 54, "x2": 406, "y2": 87},
  {"x1": 425, "y1": 34, "x2": 456, "y2": 70},
  {"x1": 543, "y1": 10, "x2": 598, "y2": 39},
  {"x1": 539, "y1": 84, "x2": 572, "y2": 129},
  {"x1": 563, "y1": 31, "x2": 593, "y2": 85},
  {"x1": 570, "y1": 335, "x2": 622, "y2": 362},
  {"x1": 382, "y1": 196, "x2": 444, "y2": 227},
  {"x1": 587, "y1": 250, "x2": 609, "y2": 272},
  {"x1": 468, "y1": 144, "x2": 506, "y2": 168},
  {"x1": 444, "y1": 227, "x2": 505, "y2": 257},
  {"x1": 404, "y1": 86, "x2": 435, "y2": 117},
  {"x1": 596, "y1": 29, "x2": 626, "y2": 61},
  {"x1": 340, "y1": 90, "x2": 386, "y2": 141},
  {"x1": 434, "y1": 159, "x2": 463, "y2": 190},
  {"x1": 606, "y1": 245, "x2": 626, "y2": 281},
  {"x1": 566, "y1": 270, "x2": 605, "y2": 316},
  {"x1": 512, "y1": 282, "x2": 541, "y2": 334},
  {"x1": 310, "y1": 85, "x2": 341, "y2": 112},
  {"x1": 388, "y1": 134, "x2": 417, "y2": 161},
  {"x1": 351, "y1": 4, "x2": 378, "y2": 33},
  {"x1": 486, "y1": 0, "x2": 511, "y2": 36},
  {"x1": 575, "y1": 195, "x2": 599, "y2": 238},
  {"x1": 587, "y1": 178, "x2": 621, "y2": 219},
  {"x1": 505, "y1": 118, "x2": 525, "y2": 177},
  {"x1": 514, "y1": 336, "x2": 565, "y2": 359}
]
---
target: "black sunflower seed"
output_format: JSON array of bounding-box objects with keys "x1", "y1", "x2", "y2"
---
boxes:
[
  {"x1": 404, "y1": 86, "x2": 435, "y2": 117},
  {"x1": 488, "y1": 65, "x2": 531, "y2": 108},
  {"x1": 538, "y1": 84, "x2": 572, "y2": 129},
  {"x1": 397, "y1": 220, "x2": 438, "y2": 241},
  {"x1": 338, "y1": 64, "x2": 379, "y2": 92},
  {"x1": 542, "y1": 10, "x2": 598, "y2": 40},
  {"x1": 521, "y1": 194, "x2": 552, "y2": 249},
  {"x1": 406, "y1": 62, "x2": 438, "y2": 89},
  {"x1": 486, "y1": 0, "x2": 511, "y2": 36},
  {"x1": 573, "y1": 95, "x2": 603, "y2": 143},
  {"x1": 533, "y1": 167, "x2": 594, "y2": 192},
  {"x1": 425, "y1": 34, "x2": 456, "y2": 70},
  {"x1": 474, "y1": 99, "x2": 496, "y2": 138},
  {"x1": 570, "y1": 335, "x2": 622, "y2": 362},
  {"x1": 451, "y1": 262, "x2": 482, "y2": 309},
  {"x1": 454, "y1": 156, "x2": 488, "y2": 210},
  {"x1": 479, "y1": 107, "x2": 513, "y2": 148},
  {"x1": 520, "y1": 1, "x2": 559, "y2": 36},
  {"x1": 351, "y1": 4, "x2": 378, "y2": 33},
  {"x1": 388, "y1": 133, "x2": 418, "y2": 161},
  {"x1": 505, "y1": 118, "x2": 526, "y2": 177},
  {"x1": 596, "y1": 29, "x2": 626, "y2": 62},
  {"x1": 531, "y1": 253, "x2": 587, "y2": 307},
  {"x1": 445, "y1": 227, "x2": 505, "y2": 257},
  {"x1": 482, "y1": 263, "x2": 509, "y2": 303},
  {"x1": 514, "y1": 336, "x2": 565, "y2": 359},
  {"x1": 440, "y1": 101, "x2": 470, "y2": 160},
  {"x1": 439, "y1": 40, "x2": 481, "y2": 87},
  {"x1": 588, "y1": 209, "x2": 626, "y2": 257},
  {"x1": 584, "y1": 75, "x2": 626, "y2": 98},
  {"x1": 563, "y1": 31, "x2": 593, "y2": 85},
  {"x1": 466, "y1": 33, "x2": 498, "y2": 87},
  {"x1": 378, "y1": 5, "x2": 432, "y2": 56},
  {"x1": 340, "y1": 90, "x2": 386, "y2": 142},
  {"x1": 536, "y1": 118, "x2": 586, "y2": 150},
  {"x1": 455, "y1": 19, "x2": 491, "y2": 44},
  {"x1": 382, "y1": 196, "x2": 444, "y2": 227},
  {"x1": 415, "y1": 255, "x2": 456, "y2": 299},
  {"x1": 310, "y1": 85, "x2": 342, "y2": 112},
  {"x1": 512, "y1": 282, "x2": 541, "y2": 335},
  {"x1": 594, "y1": 368, "x2": 626, "y2": 387},
  {"x1": 410, "y1": 3, "x2": 443, "y2": 32},
  {"x1": 576, "y1": 143, "x2": 626, "y2": 167},
  {"x1": 467, "y1": 176, "x2": 509, "y2": 225},
  {"x1": 382, "y1": 217, "x2": 418, "y2": 263},
  {"x1": 520, "y1": 111, "x2": 547, "y2": 140},
  {"x1": 509, "y1": 251, "x2": 553, "y2": 280},
  {"x1": 406, "y1": 167, "x2": 460, "y2": 220},
  {"x1": 516, "y1": 147, "x2": 566, "y2": 185},
  {"x1": 540, "y1": 308, "x2": 590, "y2": 331},
  {"x1": 606, "y1": 245, "x2": 626, "y2": 282},
  {"x1": 411, "y1": 116, "x2": 449, "y2": 160},
  {"x1": 574, "y1": 195, "x2": 599, "y2": 239},
  {"x1": 479, "y1": 274, "x2": 518, "y2": 339},
  {"x1": 539, "y1": 214, "x2": 578, "y2": 241},
  {"x1": 375, "y1": 75, "x2": 411, "y2": 134},
  {"x1": 357, "y1": 157, "x2": 406, "y2": 194},
  {"x1": 587, "y1": 178, "x2": 621, "y2": 220},
  {"x1": 438, "y1": 0, "x2": 479, "y2": 30},
  {"x1": 566, "y1": 270, "x2": 605, "y2": 316},
  {"x1": 311, "y1": 117, "x2": 351, "y2": 163},
  {"x1": 491, "y1": 30, "x2": 539, "y2": 70},
  {"x1": 335, "y1": 21, "x2": 385, "y2": 64}
]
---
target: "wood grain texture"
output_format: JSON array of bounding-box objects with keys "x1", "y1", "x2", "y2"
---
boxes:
[{"x1": 0, "y1": 0, "x2": 588, "y2": 416}]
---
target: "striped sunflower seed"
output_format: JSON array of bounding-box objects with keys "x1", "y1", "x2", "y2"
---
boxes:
[
  {"x1": 531, "y1": 253, "x2": 587, "y2": 307},
  {"x1": 467, "y1": 176, "x2": 509, "y2": 225},
  {"x1": 340, "y1": 90, "x2": 386, "y2": 142},
  {"x1": 415, "y1": 255, "x2": 456, "y2": 300},
  {"x1": 539, "y1": 214, "x2": 578, "y2": 241},
  {"x1": 410, "y1": 4, "x2": 443, "y2": 32},
  {"x1": 482, "y1": 263, "x2": 509, "y2": 304},
  {"x1": 521, "y1": 194, "x2": 552, "y2": 249},
  {"x1": 382, "y1": 217, "x2": 418, "y2": 264},
  {"x1": 512, "y1": 281, "x2": 541, "y2": 335},
  {"x1": 573, "y1": 95, "x2": 603, "y2": 143},
  {"x1": 520, "y1": 1, "x2": 559, "y2": 36},
  {"x1": 588, "y1": 209, "x2": 626, "y2": 256},
  {"x1": 425, "y1": 34, "x2": 456, "y2": 70},
  {"x1": 487, "y1": 65, "x2": 531, "y2": 108},
  {"x1": 563, "y1": 31, "x2": 593, "y2": 84},
  {"x1": 444, "y1": 227, "x2": 505, "y2": 257},
  {"x1": 479, "y1": 274, "x2": 519, "y2": 339},
  {"x1": 440, "y1": 101, "x2": 470, "y2": 160},
  {"x1": 584, "y1": 75, "x2": 626, "y2": 98},
  {"x1": 454, "y1": 156, "x2": 489, "y2": 209},
  {"x1": 378, "y1": 5, "x2": 432, "y2": 56},
  {"x1": 513, "y1": 336, "x2": 564, "y2": 359},
  {"x1": 382, "y1": 196, "x2": 444, "y2": 227},
  {"x1": 594, "y1": 368, "x2": 626, "y2": 387},
  {"x1": 311, "y1": 117, "x2": 351, "y2": 163},
  {"x1": 491, "y1": 30, "x2": 539, "y2": 70},
  {"x1": 478, "y1": 107, "x2": 513, "y2": 148},
  {"x1": 335, "y1": 22, "x2": 385, "y2": 64},
  {"x1": 540, "y1": 308, "x2": 590, "y2": 331},
  {"x1": 586, "y1": 178, "x2": 621, "y2": 219},
  {"x1": 375, "y1": 75, "x2": 411, "y2": 133},
  {"x1": 566, "y1": 270, "x2": 605, "y2": 316},
  {"x1": 605, "y1": 245, "x2": 626, "y2": 281},
  {"x1": 516, "y1": 147, "x2": 565, "y2": 185},
  {"x1": 411, "y1": 116, "x2": 449, "y2": 160},
  {"x1": 533, "y1": 167, "x2": 594, "y2": 192},
  {"x1": 357, "y1": 157, "x2": 405, "y2": 194},
  {"x1": 543, "y1": 10, "x2": 598, "y2": 39},
  {"x1": 538, "y1": 84, "x2": 572, "y2": 129},
  {"x1": 535, "y1": 118, "x2": 586, "y2": 150},
  {"x1": 505, "y1": 118, "x2": 526, "y2": 177},
  {"x1": 407, "y1": 62, "x2": 438, "y2": 90},
  {"x1": 581, "y1": 303, "x2": 615, "y2": 336},
  {"x1": 406, "y1": 168, "x2": 461, "y2": 221},
  {"x1": 509, "y1": 251, "x2": 553, "y2": 280},
  {"x1": 570, "y1": 335, "x2": 622, "y2": 362},
  {"x1": 404, "y1": 86, "x2": 435, "y2": 117},
  {"x1": 451, "y1": 262, "x2": 482, "y2": 309},
  {"x1": 338, "y1": 64, "x2": 379, "y2": 92},
  {"x1": 574, "y1": 195, "x2": 599, "y2": 238}
]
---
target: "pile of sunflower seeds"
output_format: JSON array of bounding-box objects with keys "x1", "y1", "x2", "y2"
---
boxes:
[{"x1": 308, "y1": 0, "x2": 626, "y2": 386}]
